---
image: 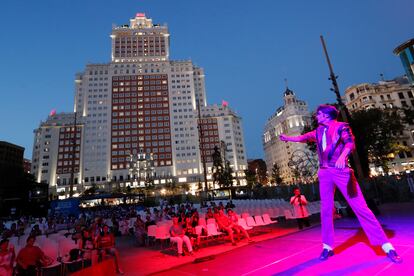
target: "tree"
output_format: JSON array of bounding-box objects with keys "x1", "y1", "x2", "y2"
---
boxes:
[
  {"x1": 181, "y1": 183, "x2": 190, "y2": 193},
  {"x1": 402, "y1": 107, "x2": 414, "y2": 125},
  {"x1": 271, "y1": 163, "x2": 283, "y2": 185},
  {"x1": 248, "y1": 159, "x2": 268, "y2": 185},
  {"x1": 244, "y1": 169, "x2": 256, "y2": 186},
  {"x1": 165, "y1": 179, "x2": 179, "y2": 195},
  {"x1": 211, "y1": 146, "x2": 224, "y2": 187},
  {"x1": 350, "y1": 108, "x2": 407, "y2": 174},
  {"x1": 211, "y1": 145, "x2": 234, "y2": 188},
  {"x1": 221, "y1": 160, "x2": 234, "y2": 188},
  {"x1": 244, "y1": 169, "x2": 256, "y2": 197},
  {"x1": 197, "y1": 179, "x2": 203, "y2": 193},
  {"x1": 83, "y1": 183, "x2": 97, "y2": 196}
]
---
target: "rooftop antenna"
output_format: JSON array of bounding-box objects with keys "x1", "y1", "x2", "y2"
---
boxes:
[{"x1": 284, "y1": 78, "x2": 288, "y2": 88}]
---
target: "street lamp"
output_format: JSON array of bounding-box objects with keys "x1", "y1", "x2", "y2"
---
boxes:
[{"x1": 320, "y1": 35, "x2": 364, "y2": 180}]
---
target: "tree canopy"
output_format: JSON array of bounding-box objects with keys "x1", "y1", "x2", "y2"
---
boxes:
[
  {"x1": 211, "y1": 145, "x2": 234, "y2": 188},
  {"x1": 270, "y1": 163, "x2": 283, "y2": 185},
  {"x1": 350, "y1": 107, "x2": 407, "y2": 174}
]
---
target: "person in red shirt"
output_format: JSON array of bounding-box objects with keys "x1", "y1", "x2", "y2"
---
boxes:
[
  {"x1": 0, "y1": 239, "x2": 15, "y2": 276},
  {"x1": 215, "y1": 209, "x2": 252, "y2": 245},
  {"x1": 205, "y1": 208, "x2": 214, "y2": 219},
  {"x1": 96, "y1": 225, "x2": 123, "y2": 274},
  {"x1": 16, "y1": 235, "x2": 52, "y2": 275},
  {"x1": 226, "y1": 209, "x2": 253, "y2": 243}
]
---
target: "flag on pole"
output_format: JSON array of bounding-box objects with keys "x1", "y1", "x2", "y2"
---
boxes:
[
  {"x1": 49, "y1": 109, "x2": 56, "y2": 116},
  {"x1": 222, "y1": 100, "x2": 229, "y2": 107}
]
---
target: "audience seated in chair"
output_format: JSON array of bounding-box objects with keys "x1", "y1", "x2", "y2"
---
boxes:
[
  {"x1": 184, "y1": 216, "x2": 201, "y2": 251},
  {"x1": 96, "y1": 225, "x2": 123, "y2": 274},
  {"x1": 15, "y1": 235, "x2": 53, "y2": 275},
  {"x1": 79, "y1": 229, "x2": 98, "y2": 265},
  {"x1": 0, "y1": 238, "x2": 15, "y2": 276},
  {"x1": 134, "y1": 215, "x2": 147, "y2": 247},
  {"x1": 205, "y1": 208, "x2": 214, "y2": 220},
  {"x1": 169, "y1": 217, "x2": 194, "y2": 257},
  {"x1": 215, "y1": 209, "x2": 253, "y2": 246}
]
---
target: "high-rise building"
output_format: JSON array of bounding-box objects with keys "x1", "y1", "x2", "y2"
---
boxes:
[
  {"x1": 200, "y1": 104, "x2": 247, "y2": 185},
  {"x1": 32, "y1": 13, "x2": 247, "y2": 196},
  {"x1": 32, "y1": 113, "x2": 84, "y2": 195},
  {"x1": 263, "y1": 88, "x2": 315, "y2": 184},
  {"x1": 344, "y1": 77, "x2": 414, "y2": 174},
  {"x1": 394, "y1": 39, "x2": 414, "y2": 84}
]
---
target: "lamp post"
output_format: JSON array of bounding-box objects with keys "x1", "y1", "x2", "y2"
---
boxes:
[
  {"x1": 197, "y1": 100, "x2": 209, "y2": 205},
  {"x1": 69, "y1": 111, "x2": 77, "y2": 197},
  {"x1": 320, "y1": 35, "x2": 364, "y2": 180}
]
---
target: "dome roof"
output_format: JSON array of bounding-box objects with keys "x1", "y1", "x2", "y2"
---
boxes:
[{"x1": 283, "y1": 87, "x2": 295, "y2": 96}]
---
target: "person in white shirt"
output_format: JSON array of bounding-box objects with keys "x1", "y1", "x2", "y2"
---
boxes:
[{"x1": 290, "y1": 187, "x2": 311, "y2": 230}]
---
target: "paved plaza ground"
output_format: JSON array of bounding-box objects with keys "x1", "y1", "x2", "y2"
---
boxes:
[{"x1": 113, "y1": 202, "x2": 414, "y2": 276}]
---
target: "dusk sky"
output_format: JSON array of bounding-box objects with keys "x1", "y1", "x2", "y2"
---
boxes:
[{"x1": 0, "y1": 0, "x2": 412, "y2": 159}]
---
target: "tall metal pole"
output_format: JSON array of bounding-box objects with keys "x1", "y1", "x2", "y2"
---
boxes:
[
  {"x1": 197, "y1": 100, "x2": 209, "y2": 202},
  {"x1": 69, "y1": 111, "x2": 77, "y2": 197},
  {"x1": 320, "y1": 35, "x2": 365, "y2": 179}
]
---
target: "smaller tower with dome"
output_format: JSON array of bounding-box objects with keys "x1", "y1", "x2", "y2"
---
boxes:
[{"x1": 263, "y1": 85, "x2": 315, "y2": 184}]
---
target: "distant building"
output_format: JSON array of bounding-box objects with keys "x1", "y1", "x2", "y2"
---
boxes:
[
  {"x1": 0, "y1": 141, "x2": 47, "y2": 216},
  {"x1": 263, "y1": 88, "x2": 315, "y2": 184},
  {"x1": 0, "y1": 141, "x2": 24, "y2": 170},
  {"x1": 23, "y1": 159, "x2": 31, "y2": 174},
  {"x1": 32, "y1": 13, "x2": 247, "y2": 197},
  {"x1": 31, "y1": 113, "x2": 84, "y2": 196},
  {"x1": 394, "y1": 39, "x2": 414, "y2": 84},
  {"x1": 344, "y1": 77, "x2": 414, "y2": 174},
  {"x1": 200, "y1": 104, "x2": 247, "y2": 180}
]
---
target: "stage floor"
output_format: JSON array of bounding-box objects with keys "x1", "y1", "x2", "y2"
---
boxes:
[{"x1": 153, "y1": 202, "x2": 414, "y2": 275}]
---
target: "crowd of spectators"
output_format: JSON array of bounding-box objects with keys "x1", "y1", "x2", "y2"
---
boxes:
[
  {"x1": 0, "y1": 204, "x2": 144, "y2": 275},
  {"x1": 0, "y1": 199, "x2": 245, "y2": 274}
]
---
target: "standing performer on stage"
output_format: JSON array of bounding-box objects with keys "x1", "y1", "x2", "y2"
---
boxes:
[{"x1": 280, "y1": 104, "x2": 402, "y2": 263}]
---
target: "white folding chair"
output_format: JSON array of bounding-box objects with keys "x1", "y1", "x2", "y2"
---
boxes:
[
  {"x1": 155, "y1": 225, "x2": 170, "y2": 249},
  {"x1": 58, "y1": 238, "x2": 77, "y2": 261},
  {"x1": 206, "y1": 218, "x2": 216, "y2": 225},
  {"x1": 206, "y1": 223, "x2": 224, "y2": 238},
  {"x1": 245, "y1": 216, "x2": 257, "y2": 227},
  {"x1": 284, "y1": 209, "x2": 295, "y2": 220},
  {"x1": 254, "y1": 215, "x2": 266, "y2": 226},
  {"x1": 146, "y1": 225, "x2": 157, "y2": 246},
  {"x1": 238, "y1": 218, "x2": 252, "y2": 230},
  {"x1": 241, "y1": 213, "x2": 250, "y2": 219},
  {"x1": 198, "y1": 218, "x2": 207, "y2": 228},
  {"x1": 262, "y1": 213, "x2": 277, "y2": 224},
  {"x1": 42, "y1": 239, "x2": 60, "y2": 264}
]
